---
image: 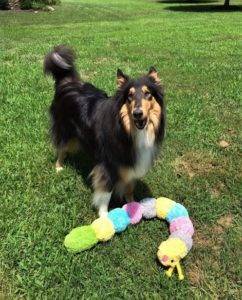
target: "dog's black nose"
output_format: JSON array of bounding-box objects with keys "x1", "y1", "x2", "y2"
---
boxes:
[{"x1": 133, "y1": 109, "x2": 143, "y2": 119}]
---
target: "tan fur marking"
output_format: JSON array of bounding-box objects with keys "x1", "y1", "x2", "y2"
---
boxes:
[
  {"x1": 139, "y1": 97, "x2": 162, "y2": 137},
  {"x1": 141, "y1": 98, "x2": 151, "y2": 119},
  {"x1": 129, "y1": 87, "x2": 136, "y2": 95},
  {"x1": 117, "y1": 76, "x2": 126, "y2": 88},
  {"x1": 55, "y1": 138, "x2": 80, "y2": 172},
  {"x1": 124, "y1": 182, "x2": 134, "y2": 202},
  {"x1": 149, "y1": 71, "x2": 160, "y2": 84},
  {"x1": 119, "y1": 167, "x2": 133, "y2": 184},
  {"x1": 141, "y1": 85, "x2": 149, "y2": 93},
  {"x1": 120, "y1": 103, "x2": 133, "y2": 134},
  {"x1": 64, "y1": 138, "x2": 80, "y2": 154},
  {"x1": 149, "y1": 98, "x2": 162, "y2": 131},
  {"x1": 90, "y1": 165, "x2": 107, "y2": 191},
  {"x1": 147, "y1": 122, "x2": 156, "y2": 143}
]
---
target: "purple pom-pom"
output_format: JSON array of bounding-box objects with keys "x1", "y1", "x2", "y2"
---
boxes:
[{"x1": 140, "y1": 198, "x2": 156, "y2": 219}]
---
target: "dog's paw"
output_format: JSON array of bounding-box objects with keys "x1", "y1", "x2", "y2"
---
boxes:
[
  {"x1": 98, "y1": 210, "x2": 108, "y2": 218},
  {"x1": 56, "y1": 166, "x2": 64, "y2": 173}
]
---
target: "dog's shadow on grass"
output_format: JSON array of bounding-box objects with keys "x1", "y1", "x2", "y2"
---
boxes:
[
  {"x1": 156, "y1": 0, "x2": 242, "y2": 12},
  {"x1": 157, "y1": 0, "x2": 218, "y2": 3},
  {"x1": 66, "y1": 152, "x2": 94, "y2": 187},
  {"x1": 66, "y1": 151, "x2": 153, "y2": 209},
  {"x1": 164, "y1": 4, "x2": 242, "y2": 12}
]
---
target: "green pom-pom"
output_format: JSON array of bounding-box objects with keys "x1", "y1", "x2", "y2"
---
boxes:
[{"x1": 64, "y1": 225, "x2": 98, "y2": 253}]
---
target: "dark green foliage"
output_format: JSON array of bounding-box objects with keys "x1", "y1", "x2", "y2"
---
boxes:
[
  {"x1": 0, "y1": 0, "x2": 60, "y2": 10},
  {"x1": 0, "y1": 0, "x2": 9, "y2": 10},
  {"x1": 20, "y1": 0, "x2": 32, "y2": 9},
  {"x1": 43, "y1": 0, "x2": 60, "y2": 4},
  {"x1": 224, "y1": 0, "x2": 230, "y2": 6}
]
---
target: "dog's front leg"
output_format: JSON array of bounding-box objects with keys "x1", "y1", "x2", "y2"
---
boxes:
[
  {"x1": 90, "y1": 164, "x2": 113, "y2": 217},
  {"x1": 124, "y1": 181, "x2": 135, "y2": 203},
  {"x1": 92, "y1": 191, "x2": 112, "y2": 217}
]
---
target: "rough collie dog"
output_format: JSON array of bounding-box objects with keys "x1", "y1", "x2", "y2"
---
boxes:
[{"x1": 44, "y1": 45, "x2": 165, "y2": 216}]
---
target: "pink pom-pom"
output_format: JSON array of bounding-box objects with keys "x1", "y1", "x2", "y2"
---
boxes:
[
  {"x1": 169, "y1": 217, "x2": 194, "y2": 236},
  {"x1": 123, "y1": 202, "x2": 143, "y2": 225}
]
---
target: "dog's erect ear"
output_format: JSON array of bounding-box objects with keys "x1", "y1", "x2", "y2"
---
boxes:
[
  {"x1": 148, "y1": 66, "x2": 160, "y2": 84},
  {"x1": 117, "y1": 69, "x2": 129, "y2": 88}
]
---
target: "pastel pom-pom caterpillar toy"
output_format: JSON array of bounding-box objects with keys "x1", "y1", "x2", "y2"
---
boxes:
[{"x1": 64, "y1": 197, "x2": 194, "y2": 280}]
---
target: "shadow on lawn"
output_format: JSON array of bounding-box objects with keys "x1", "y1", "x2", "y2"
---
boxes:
[
  {"x1": 163, "y1": 4, "x2": 242, "y2": 12},
  {"x1": 157, "y1": 0, "x2": 218, "y2": 3},
  {"x1": 66, "y1": 152, "x2": 153, "y2": 209}
]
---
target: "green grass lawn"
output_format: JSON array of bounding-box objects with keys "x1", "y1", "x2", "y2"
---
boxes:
[{"x1": 1, "y1": 0, "x2": 241, "y2": 298}]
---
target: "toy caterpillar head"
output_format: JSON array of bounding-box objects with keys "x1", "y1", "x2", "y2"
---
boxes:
[{"x1": 157, "y1": 238, "x2": 187, "y2": 267}]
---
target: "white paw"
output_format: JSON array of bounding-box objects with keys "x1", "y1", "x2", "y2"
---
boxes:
[
  {"x1": 99, "y1": 210, "x2": 108, "y2": 218},
  {"x1": 56, "y1": 166, "x2": 63, "y2": 173}
]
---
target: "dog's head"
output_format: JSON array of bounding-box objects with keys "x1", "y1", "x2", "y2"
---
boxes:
[{"x1": 116, "y1": 67, "x2": 164, "y2": 133}]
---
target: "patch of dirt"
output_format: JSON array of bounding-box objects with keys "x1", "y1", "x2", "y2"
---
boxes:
[
  {"x1": 210, "y1": 182, "x2": 225, "y2": 198},
  {"x1": 211, "y1": 188, "x2": 220, "y2": 198},
  {"x1": 194, "y1": 230, "x2": 213, "y2": 248},
  {"x1": 195, "y1": 214, "x2": 233, "y2": 254},
  {"x1": 219, "y1": 140, "x2": 230, "y2": 148},
  {"x1": 211, "y1": 225, "x2": 224, "y2": 235},
  {"x1": 187, "y1": 260, "x2": 204, "y2": 286},
  {"x1": 173, "y1": 151, "x2": 216, "y2": 179},
  {"x1": 217, "y1": 214, "x2": 233, "y2": 229}
]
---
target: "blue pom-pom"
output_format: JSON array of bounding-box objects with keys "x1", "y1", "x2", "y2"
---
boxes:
[
  {"x1": 108, "y1": 208, "x2": 130, "y2": 233},
  {"x1": 166, "y1": 203, "x2": 188, "y2": 223}
]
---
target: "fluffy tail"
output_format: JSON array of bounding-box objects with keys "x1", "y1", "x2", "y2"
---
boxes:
[{"x1": 44, "y1": 45, "x2": 78, "y2": 82}]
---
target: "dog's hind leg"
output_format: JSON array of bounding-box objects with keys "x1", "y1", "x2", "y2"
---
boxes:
[
  {"x1": 55, "y1": 138, "x2": 80, "y2": 173},
  {"x1": 90, "y1": 164, "x2": 113, "y2": 217},
  {"x1": 56, "y1": 148, "x2": 67, "y2": 173}
]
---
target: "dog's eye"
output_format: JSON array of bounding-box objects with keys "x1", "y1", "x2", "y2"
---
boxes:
[{"x1": 127, "y1": 94, "x2": 133, "y2": 102}]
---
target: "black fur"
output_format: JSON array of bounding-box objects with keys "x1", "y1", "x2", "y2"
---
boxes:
[{"x1": 44, "y1": 45, "x2": 166, "y2": 192}]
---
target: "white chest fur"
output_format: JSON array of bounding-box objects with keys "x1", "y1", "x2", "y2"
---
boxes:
[{"x1": 125, "y1": 128, "x2": 156, "y2": 181}]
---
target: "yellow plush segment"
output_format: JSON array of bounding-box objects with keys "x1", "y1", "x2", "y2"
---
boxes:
[
  {"x1": 157, "y1": 238, "x2": 188, "y2": 261},
  {"x1": 156, "y1": 197, "x2": 175, "y2": 219},
  {"x1": 91, "y1": 217, "x2": 115, "y2": 242}
]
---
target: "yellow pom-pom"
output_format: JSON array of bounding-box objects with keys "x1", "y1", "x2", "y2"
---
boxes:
[
  {"x1": 91, "y1": 217, "x2": 115, "y2": 242},
  {"x1": 157, "y1": 238, "x2": 188, "y2": 264},
  {"x1": 156, "y1": 197, "x2": 175, "y2": 219}
]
